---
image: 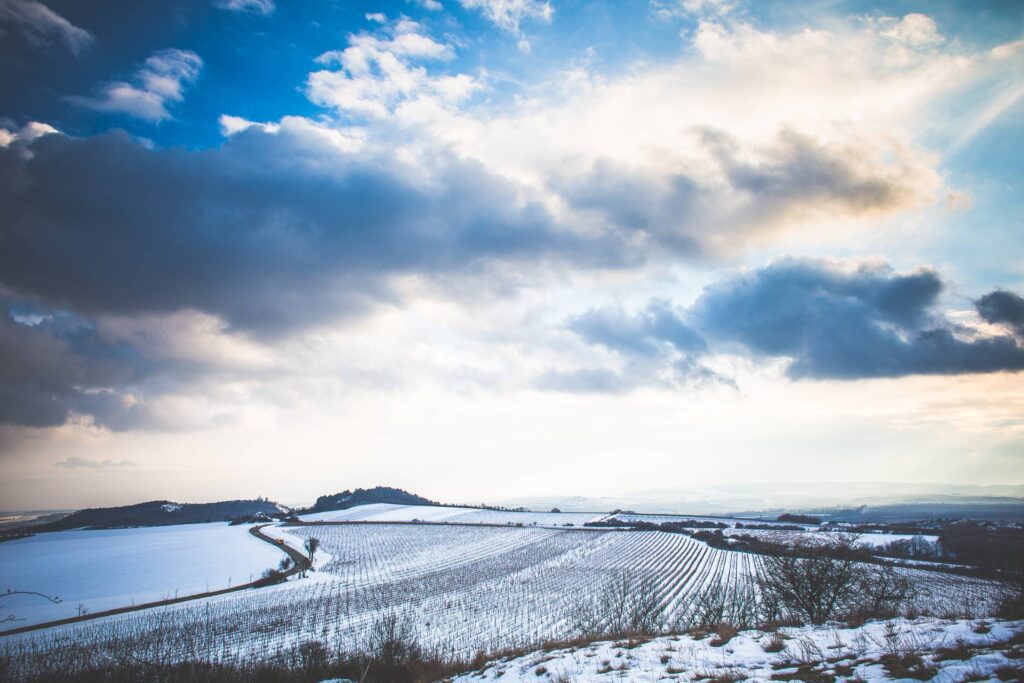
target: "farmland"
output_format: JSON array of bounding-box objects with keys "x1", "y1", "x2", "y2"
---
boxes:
[
  {"x1": 0, "y1": 522, "x2": 282, "y2": 627},
  {"x1": 0, "y1": 505, "x2": 1005, "y2": 679}
]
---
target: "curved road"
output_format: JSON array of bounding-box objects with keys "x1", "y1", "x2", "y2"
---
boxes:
[{"x1": 0, "y1": 524, "x2": 310, "y2": 637}]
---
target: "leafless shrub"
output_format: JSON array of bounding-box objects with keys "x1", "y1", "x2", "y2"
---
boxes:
[
  {"x1": 708, "y1": 623, "x2": 738, "y2": 647},
  {"x1": 756, "y1": 538, "x2": 916, "y2": 625},
  {"x1": 565, "y1": 571, "x2": 664, "y2": 637},
  {"x1": 366, "y1": 610, "x2": 421, "y2": 665},
  {"x1": 849, "y1": 564, "x2": 917, "y2": 624},
  {"x1": 762, "y1": 634, "x2": 785, "y2": 652},
  {"x1": 678, "y1": 576, "x2": 759, "y2": 632}
]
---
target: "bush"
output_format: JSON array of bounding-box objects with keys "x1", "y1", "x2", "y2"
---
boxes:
[
  {"x1": 756, "y1": 538, "x2": 914, "y2": 624},
  {"x1": 253, "y1": 568, "x2": 287, "y2": 587},
  {"x1": 366, "y1": 611, "x2": 421, "y2": 665}
]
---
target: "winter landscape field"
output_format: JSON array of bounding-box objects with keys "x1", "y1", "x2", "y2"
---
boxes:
[
  {"x1": 3, "y1": 0, "x2": 1024, "y2": 680},
  {"x1": 3, "y1": 499, "x2": 1021, "y2": 681}
]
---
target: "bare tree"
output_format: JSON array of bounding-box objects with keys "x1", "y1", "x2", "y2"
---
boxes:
[
  {"x1": 758, "y1": 551, "x2": 860, "y2": 623},
  {"x1": 304, "y1": 536, "x2": 320, "y2": 569}
]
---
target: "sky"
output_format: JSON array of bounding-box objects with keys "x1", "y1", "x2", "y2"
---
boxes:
[{"x1": 0, "y1": 0, "x2": 1022, "y2": 510}]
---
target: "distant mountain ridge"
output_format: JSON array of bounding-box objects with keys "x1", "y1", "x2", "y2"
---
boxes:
[
  {"x1": 498, "y1": 482, "x2": 1024, "y2": 517},
  {"x1": 33, "y1": 499, "x2": 287, "y2": 531},
  {"x1": 310, "y1": 486, "x2": 437, "y2": 513}
]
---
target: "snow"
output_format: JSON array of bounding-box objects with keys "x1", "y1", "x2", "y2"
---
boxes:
[
  {"x1": 299, "y1": 503, "x2": 605, "y2": 527},
  {"x1": 451, "y1": 618, "x2": 1024, "y2": 682},
  {"x1": 5, "y1": 521, "x2": 1001, "y2": 665},
  {"x1": 0, "y1": 522, "x2": 284, "y2": 627},
  {"x1": 854, "y1": 532, "x2": 939, "y2": 547}
]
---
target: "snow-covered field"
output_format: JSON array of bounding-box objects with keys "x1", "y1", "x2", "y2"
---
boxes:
[
  {"x1": 1, "y1": 513, "x2": 1001, "y2": 676},
  {"x1": 0, "y1": 522, "x2": 282, "y2": 626},
  {"x1": 452, "y1": 618, "x2": 1024, "y2": 682},
  {"x1": 300, "y1": 502, "x2": 606, "y2": 527}
]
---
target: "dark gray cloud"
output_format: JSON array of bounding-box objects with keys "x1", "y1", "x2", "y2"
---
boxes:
[
  {"x1": 0, "y1": 296, "x2": 235, "y2": 432},
  {"x1": 569, "y1": 300, "x2": 707, "y2": 357},
  {"x1": 0, "y1": 127, "x2": 589, "y2": 339},
  {"x1": 539, "y1": 300, "x2": 729, "y2": 392},
  {"x1": 558, "y1": 161, "x2": 703, "y2": 255},
  {"x1": 0, "y1": 0, "x2": 93, "y2": 56},
  {"x1": 0, "y1": 124, "x2": 613, "y2": 431},
  {"x1": 693, "y1": 260, "x2": 1024, "y2": 379},
  {"x1": 549, "y1": 260, "x2": 1024, "y2": 391},
  {"x1": 977, "y1": 290, "x2": 1024, "y2": 338}
]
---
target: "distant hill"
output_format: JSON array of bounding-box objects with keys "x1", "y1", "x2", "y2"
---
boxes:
[
  {"x1": 816, "y1": 502, "x2": 1024, "y2": 523},
  {"x1": 498, "y1": 482, "x2": 1024, "y2": 516},
  {"x1": 310, "y1": 486, "x2": 436, "y2": 513},
  {"x1": 33, "y1": 499, "x2": 287, "y2": 531}
]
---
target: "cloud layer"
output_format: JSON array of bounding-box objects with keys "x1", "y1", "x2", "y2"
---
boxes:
[
  {"x1": 0, "y1": 6, "x2": 1021, "y2": 455},
  {"x1": 552, "y1": 260, "x2": 1024, "y2": 389},
  {"x1": 0, "y1": 123, "x2": 581, "y2": 337}
]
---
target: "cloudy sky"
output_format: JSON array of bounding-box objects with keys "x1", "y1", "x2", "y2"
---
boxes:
[{"x1": 1, "y1": 0, "x2": 1022, "y2": 510}]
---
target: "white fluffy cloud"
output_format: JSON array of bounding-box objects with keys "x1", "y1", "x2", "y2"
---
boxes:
[
  {"x1": 310, "y1": 14, "x2": 982, "y2": 259},
  {"x1": 72, "y1": 48, "x2": 203, "y2": 122},
  {"x1": 0, "y1": 120, "x2": 58, "y2": 150},
  {"x1": 307, "y1": 17, "x2": 477, "y2": 120}
]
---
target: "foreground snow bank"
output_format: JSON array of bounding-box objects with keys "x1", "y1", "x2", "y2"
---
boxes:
[{"x1": 452, "y1": 618, "x2": 1024, "y2": 682}]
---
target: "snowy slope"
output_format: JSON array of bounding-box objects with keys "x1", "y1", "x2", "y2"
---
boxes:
[
  {"x1": 452, "y1": 618, "x2": 1024, "y2": 682},
  {"x1": 0, "y1": 522, "x2": 282, "y2": 626}
]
